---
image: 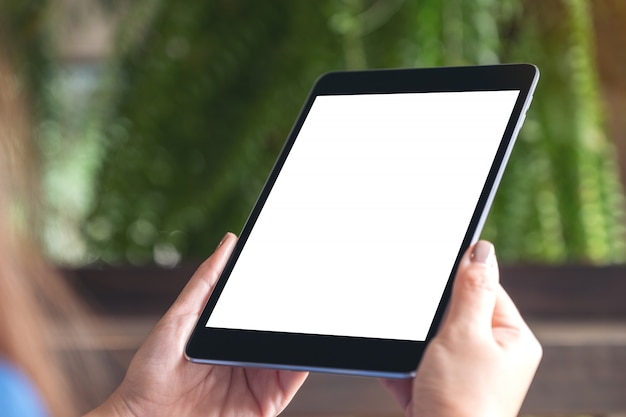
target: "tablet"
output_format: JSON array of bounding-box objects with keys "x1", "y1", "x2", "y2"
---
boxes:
[{"x1": 186, "y1": 64, "x2": 539, "y2": 378}]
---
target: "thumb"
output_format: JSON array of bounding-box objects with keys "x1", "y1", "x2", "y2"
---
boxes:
[
  {"x1": 136, "y1": 233, "x2": 237, "y2": 361},
  {"x1": 440, "y1": 240, "x2": 499, "y2": 336},
  {"x1": 168, "y1": 232, "x2": 237, "y2": 318}
]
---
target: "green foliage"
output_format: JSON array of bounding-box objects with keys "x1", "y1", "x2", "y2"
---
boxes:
[
  {"x1": 84, "y1": 0, "x2": 625, "y2": 265},
  {"x1": 85, "y1": 1, "x2": 346, "y2": 264},
  {"x1": 0, "y1": 0, "x2": 51, "y2": 117},
  {"x1": 482, "y1": 1, "x2": 626, "y2": 262},
  {"x1": 4, "y1": 0, "x2": 624, "y2": 265},
  {"x1": 85, "y1": 0, "x2": 515, "y2": 264}
]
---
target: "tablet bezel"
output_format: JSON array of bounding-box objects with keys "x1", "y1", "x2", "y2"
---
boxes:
[{"x1": 185, "y1": 64, "x2": 539, "y2": 378}]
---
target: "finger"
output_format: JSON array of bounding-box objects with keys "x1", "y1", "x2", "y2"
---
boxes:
[
  {"x1": 441, "y1": 240, "x2": 499, "y2": 336},
  {"x1": 168, "y1": 232, "x2": 237, "y2": 317},
  {"x1": 492, "y1": 285, "x2": 530, "y2": 335},
  {"x1": 379, "y1": 378, "x2": 413, "y2": 411},
  {"x1": 493, "y1": 286, "x2": 543, "y2": 367}
]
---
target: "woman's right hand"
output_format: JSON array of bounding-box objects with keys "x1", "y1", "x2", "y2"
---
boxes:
[{"x1": 382, "y1": 241, "x2": 542, "y2": 417}]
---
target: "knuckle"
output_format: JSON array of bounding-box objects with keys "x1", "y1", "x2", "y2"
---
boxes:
[
  {"x1": 460, "y1": 266, "x2": 496, "y2": 293},
  {"x1": 527, "y1": 332, "x2": 543, "y2": 362}
]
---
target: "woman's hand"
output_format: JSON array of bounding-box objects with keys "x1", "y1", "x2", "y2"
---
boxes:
[
  {"x1": 382, "y1": 240, "x2": 542, "y2": 417},
  {"x1": 86, "y1": 233, "x2": 308, "y2": 417}
]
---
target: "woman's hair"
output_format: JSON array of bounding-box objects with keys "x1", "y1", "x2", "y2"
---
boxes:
[{"x1": 0, "y1": 41, "x2": 112, "y2": 417}]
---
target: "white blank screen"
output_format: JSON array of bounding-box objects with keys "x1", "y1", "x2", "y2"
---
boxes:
[{"x1": 207, "y1": 90, "x2": 519, "y2": 341}]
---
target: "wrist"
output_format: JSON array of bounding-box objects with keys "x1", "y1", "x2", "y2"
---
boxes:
[{"x1": 83, "y1": 389, "x2": 136, "y2": 417}]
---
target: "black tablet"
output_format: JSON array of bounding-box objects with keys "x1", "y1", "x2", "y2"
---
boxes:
[{"x1": 186, "y1": 64, "x2": 539, "y2": 378}]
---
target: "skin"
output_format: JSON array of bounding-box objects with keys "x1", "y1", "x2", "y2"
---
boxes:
[
  {"x1": 382, "y1": 240, "x2": 543, "y2": 417},
  {"x1": 86, "y1": 237, "x2": 541, "y2": 417},
  {"x1": 85, "y1": 233, "x2": 308, "y2": 417}
]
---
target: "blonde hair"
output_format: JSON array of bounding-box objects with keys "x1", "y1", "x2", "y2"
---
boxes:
[{"x1": 0, "y1": 42, "x2": 112, "y2": 416}]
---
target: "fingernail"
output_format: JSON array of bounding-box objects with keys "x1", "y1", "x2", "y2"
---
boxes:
[{"x1": 470, "y1": 241, "x2": 494, "y2": 265}]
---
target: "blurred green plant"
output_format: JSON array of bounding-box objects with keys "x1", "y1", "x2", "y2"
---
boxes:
[
  {"x1": 482, "y1": 0, "x2": 626, "y2": 262},
  {"x1": 0, "y1": 1, "x2": 50, "y2": 108},
  {"x1": 83, "y1": 0, "x2": 427, "y2": 265},
  {"x1": 3, "y1": 0, "x2": 625, "y2": 265},
  {"x1": 85, "y1": 2, "x2": 343, "y2": 264}
]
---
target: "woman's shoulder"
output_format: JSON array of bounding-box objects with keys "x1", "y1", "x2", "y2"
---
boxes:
[{"x1": 0, "y1": 359, "x2": 49, "y2": 417}]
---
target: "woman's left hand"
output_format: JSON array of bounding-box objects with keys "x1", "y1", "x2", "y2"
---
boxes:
[{"x1": 85, "y1": 232, "x2": 308, "y2": 417}]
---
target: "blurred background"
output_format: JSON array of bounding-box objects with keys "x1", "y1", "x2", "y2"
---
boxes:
[
  {"x1": 1, "y1": 0, "x2": 626, "y2": 416},
  {"x1": 2, "y1": 0, "x2": 626, "y2": 267}
]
